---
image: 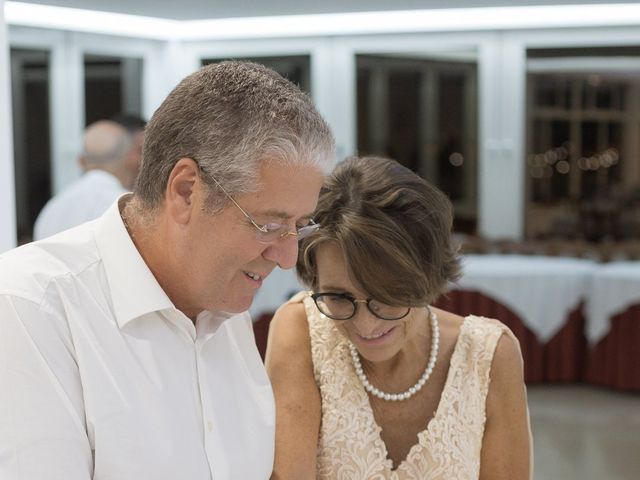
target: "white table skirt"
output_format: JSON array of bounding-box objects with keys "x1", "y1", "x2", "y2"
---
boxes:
[
  {"x1": 584, "y1": 261, "x2": 640, "y2": 343},
  {"x1": 453, "y1": 255, "x2": 597, "y2": 343}
]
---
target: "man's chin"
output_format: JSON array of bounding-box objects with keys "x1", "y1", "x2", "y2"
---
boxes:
[{"x1": 213, "y1": 294, "x2": 256, "y2": 315}]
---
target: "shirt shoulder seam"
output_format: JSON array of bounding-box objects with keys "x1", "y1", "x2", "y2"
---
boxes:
[{"x1": 0, "y1": 257, "x2": 104, "y2": 311}]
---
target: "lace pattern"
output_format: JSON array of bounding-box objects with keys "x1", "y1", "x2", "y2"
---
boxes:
[{"x1": 298, "y1": 293, "x2": 507, "y2": 480}]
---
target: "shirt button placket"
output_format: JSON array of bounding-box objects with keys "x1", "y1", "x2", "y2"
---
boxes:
[{"x1": 195, "y1": 338, "x2": 216, "y2": 476}]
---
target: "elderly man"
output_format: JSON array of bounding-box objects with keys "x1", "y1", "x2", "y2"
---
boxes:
[
  {"x1": 0, "y1": 62, "x2": 335, "y2": 479},
  {"x1": 33, "y1": 116, "x2": 145, "y2": 240}
]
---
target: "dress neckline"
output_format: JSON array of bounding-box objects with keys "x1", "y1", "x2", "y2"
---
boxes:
[{"x1": 358, "y1": 316, "x2": 472, "y2": 473}]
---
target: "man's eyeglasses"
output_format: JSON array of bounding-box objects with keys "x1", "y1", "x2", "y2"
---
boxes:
[
  {"x1": 310, "y1": 292, "x2": 411, "y2": 321},
  {"x1": 209, "y1": 174, "x2": 320, "y2": 244}
]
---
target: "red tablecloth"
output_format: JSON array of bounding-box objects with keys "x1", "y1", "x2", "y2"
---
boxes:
[
  {"x1": 434, "y1": 290, "x2": 586, "y2": 384},
  {"x1": 586, "y1": 304, "x2": 640, "y2": 391},
  {"x1": 253, "y1": 313, "x2": 273, "y2": 360}
]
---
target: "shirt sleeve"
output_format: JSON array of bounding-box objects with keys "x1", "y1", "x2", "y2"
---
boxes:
[{"x1": 0, "y1": 294, "x2": 93, "y2": 479}]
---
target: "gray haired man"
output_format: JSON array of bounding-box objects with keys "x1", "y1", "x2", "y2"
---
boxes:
[{"x1": 0, "y1": 61, "x2": 335, "y2": 479}]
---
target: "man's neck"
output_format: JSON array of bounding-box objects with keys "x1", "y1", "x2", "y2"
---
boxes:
[{"x1": 120, "y1": 197, "x2": 201, "y2": 320}]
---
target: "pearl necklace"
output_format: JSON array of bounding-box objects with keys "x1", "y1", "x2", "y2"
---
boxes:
[{"x1": 349, "y1": 308, "x2": 439, "y2": 402}]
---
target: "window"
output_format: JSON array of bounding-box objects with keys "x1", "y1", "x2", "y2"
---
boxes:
[
  {"x1": 356, "y1": 54, "x2": 478, "y2": 233},
  {"x1": 10, "y1": 48, "x2": 51, "y2": 243},
  {"x1": 201, "y1": 55, "x2": 311, "y2": 94},
  {"x1": 526, "y1": 47, "x2": 640, "y2": 241},
  {"x1": 84, "y1": 54, "x2": 143, "y2": 125}
]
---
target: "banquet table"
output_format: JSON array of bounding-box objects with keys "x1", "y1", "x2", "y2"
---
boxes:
[
  {"x1": 584, "y1": 261, "x2": 640, "y2": 390},
  {"x1": 434, "y1": 254, "x2": 597, "y2": 383}
]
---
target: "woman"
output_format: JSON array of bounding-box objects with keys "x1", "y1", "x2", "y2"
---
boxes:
[{"x1": 266, "y1": 156, "x2": 532, "y2": 479}]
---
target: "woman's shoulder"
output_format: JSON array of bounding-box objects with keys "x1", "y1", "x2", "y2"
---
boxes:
[
  {"x1": 269, "y1": 294, "x2": 310, "y2": 343},
  {"x1": 265, "y1": 295, "x2": 311, "y2": 363},
  {"x1": 432, "y1": 307, "x2": 520, "y2": 365},
  {"x1": 437, "y1": 307, "x2": 513, "y2": 340},
  {"x1": 269, "y1": 291, "x2": 338, "y2": 354}
]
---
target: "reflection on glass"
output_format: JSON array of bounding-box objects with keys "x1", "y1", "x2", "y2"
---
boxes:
[
  {"x1": 526, "y1": 47, "x2": 640, "y2": 241},
  {"x1": 84, "y1": 54, "x2": 143, "y2": 126},
  {"x1": 356, "y1": 54, "x2": 478, "y2": 234}
]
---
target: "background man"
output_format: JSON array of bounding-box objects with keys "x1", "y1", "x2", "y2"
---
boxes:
[
  {"x1": 33, "y1": 114, "x2": 146, "y2": 240},
  {"x1": 0, "y1": 61, "x2": 335, "y2": 479}
]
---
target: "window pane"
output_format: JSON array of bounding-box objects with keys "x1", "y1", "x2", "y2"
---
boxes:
[
  {"x1": 356, "y1": 53, "x2": 478, "y2": 234},
  {"x1": 10, "y1": 48, "x2": 51, "y2": 244},
  {"x1": 526, "y1": 48, "x2": 640, "y2": 241},
  {"x1": 201, "y1": 56, "x2": 311, "y2": 94},
  {"x1": 84, "y1": 54, "x2": 143, "y2": 126}
]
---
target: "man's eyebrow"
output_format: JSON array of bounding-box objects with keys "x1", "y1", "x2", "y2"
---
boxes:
[{"x1": 255, "y1": 209, "x2": 315, "y2": 220}]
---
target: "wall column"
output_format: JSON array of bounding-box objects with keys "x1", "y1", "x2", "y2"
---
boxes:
[{"x1": 0, "y1": 0, "x2": 17, "y2": 252}]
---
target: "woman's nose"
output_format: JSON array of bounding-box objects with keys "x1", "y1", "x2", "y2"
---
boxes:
[{"x1": 350, "y1": 306, "x2": 383, "y2": 335}]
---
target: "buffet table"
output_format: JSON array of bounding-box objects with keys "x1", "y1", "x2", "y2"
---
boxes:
[{"x1": 434, "y1": 255, "x2": 596, "y2": 384}]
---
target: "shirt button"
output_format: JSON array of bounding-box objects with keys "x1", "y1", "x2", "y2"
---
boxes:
[{"x1": 207, "y1": 420, "x2": 214, "y2": 432}]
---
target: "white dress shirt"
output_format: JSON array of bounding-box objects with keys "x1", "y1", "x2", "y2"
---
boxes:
[
  {"x1": 33, "y1": 169, "x2": 127, "y2": 240},
  {"x1": 0, "y1": 197, "x2": 275, "y2": 480}
]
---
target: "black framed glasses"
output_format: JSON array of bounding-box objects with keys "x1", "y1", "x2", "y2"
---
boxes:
[
  {"x1": 207, "y1": 171, "x2": 320, "y2": 244},
  {"x1": 310, "y1": 292, "x2": 411, "y2": 321}
]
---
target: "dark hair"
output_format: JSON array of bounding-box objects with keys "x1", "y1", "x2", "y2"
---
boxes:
[
  {"x1": 110, "y1": 113, "x2": 146, "y2": 134},
  {"x1": 298, "y1": 156, "x2": 461, "y2": 306},
  {"x1": 134, "y1": 61, "x2": 334, "y2": 213}
]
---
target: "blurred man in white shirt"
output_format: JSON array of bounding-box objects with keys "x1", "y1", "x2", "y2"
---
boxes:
[
  {"x1": 33, "y1": 118, "x2": 144, "y2": 240},
  {"x1": 0, "y1": 61, "x2": 335, "y2": 480}
]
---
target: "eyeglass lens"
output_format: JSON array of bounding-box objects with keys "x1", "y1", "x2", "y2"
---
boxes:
[
  {"x1": 313, "y1": 293, "x2": 409, "y2": 320},
  {"x1": 256, "y1": 222, "x2": 320, "y2": 243}
]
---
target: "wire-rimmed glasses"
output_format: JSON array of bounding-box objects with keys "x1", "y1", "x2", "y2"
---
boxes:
[{"x1": 208, "y1": 173, "x2": 320, "y2": 244}]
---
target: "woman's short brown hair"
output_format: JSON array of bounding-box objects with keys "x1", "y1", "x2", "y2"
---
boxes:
[{"x1": 298, "y1": 156, "x2": 461, "y2": 306}]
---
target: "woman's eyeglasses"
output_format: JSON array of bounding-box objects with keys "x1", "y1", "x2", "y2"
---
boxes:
[{"x1": 310, "y1": 292, "x2": 411, "y2": 321}]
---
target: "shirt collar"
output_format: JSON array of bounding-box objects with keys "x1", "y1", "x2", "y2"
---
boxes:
[{"x1": 93, "y1": 194, "x2": 174, "y2": 328}]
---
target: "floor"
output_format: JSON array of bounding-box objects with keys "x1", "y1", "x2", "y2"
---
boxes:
[{"x1": 528, "y1": 384, "x2": 640, "y2": 480}]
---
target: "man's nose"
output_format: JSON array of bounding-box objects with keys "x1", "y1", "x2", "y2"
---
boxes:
[{"x1": 262, "y1": 236, "x2": 299, "y2": 269}]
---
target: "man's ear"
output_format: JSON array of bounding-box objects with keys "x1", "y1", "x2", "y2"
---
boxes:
[{"x1": 165, "y1": 157, "x2": 201, "y2": 225}]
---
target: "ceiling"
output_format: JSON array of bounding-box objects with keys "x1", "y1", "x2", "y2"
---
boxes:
[{"x1": 12, "y1": 0, "x2": 640, "y2": 21}]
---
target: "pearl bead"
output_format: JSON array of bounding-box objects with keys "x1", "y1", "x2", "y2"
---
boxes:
[{"x1": 349, "y1": 307, "x2": 439, "y2": 402}]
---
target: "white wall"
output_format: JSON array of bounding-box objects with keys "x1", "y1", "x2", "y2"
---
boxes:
[{"x1": 0, "y1": 0, "x2": 16, "y2": 253}]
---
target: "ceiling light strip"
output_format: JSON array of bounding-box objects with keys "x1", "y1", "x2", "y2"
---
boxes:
[{"x1": 5, "y1": 2, "x2": 640, "y2": 40}]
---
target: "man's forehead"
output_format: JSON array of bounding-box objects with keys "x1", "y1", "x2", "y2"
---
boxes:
[{"x1": 247, "y1": 160, "x2": 324, "y2": 219}]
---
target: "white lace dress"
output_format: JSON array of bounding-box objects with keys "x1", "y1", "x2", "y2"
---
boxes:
[{"x1": 295, "y1": 292, "x2": 515, "y2": 480}]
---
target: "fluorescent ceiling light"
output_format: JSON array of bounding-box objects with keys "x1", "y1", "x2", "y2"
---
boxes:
[
  {"x1": 180, "y1": 4, "x2": 640, "y2": 40},
  {"x1": 4, "y1": 2, "x2": 177, "y2": 39},
  {"x1": 5, "y1": 2, "x2": 640, "y2": 40}
]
